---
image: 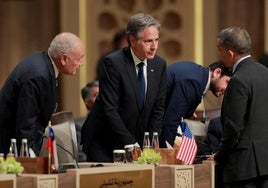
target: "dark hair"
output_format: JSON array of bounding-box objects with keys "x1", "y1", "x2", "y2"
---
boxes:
[
  {"x1": 258, "y1": 53, "x2": 268, "y2": 68},
  {"x1": 209, "y1": 61, "x2": 233, "y2": 77},
  {"x1": 126, "y1": 13, "x2": 160, "y2": 45},
  {"x1": 113, "y1": 30, "x2": 126, "y2": 50},
  {"x1": 81, "y1": 80, "x2": 99, "y2": 100},
  {"x1": 217, "y1": 27, "x2": 251, "y2": 55}
]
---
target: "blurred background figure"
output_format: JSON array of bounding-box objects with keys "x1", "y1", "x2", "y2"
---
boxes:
[
  {"x1": 95, "y1": 30, "x2": 128, "y2": 80},
  {"x1": 81, "y1": 80, "x2": 99, "y2": 112},
  {"x1": 75, "y1": 80, "x2": 99, "y2": 162},
  {"x1": 198, "y1": 116, "x2": 222, "y2": 155},
  {"x1": 258, "y1": 53, "x2": 268, "y2": 68}
]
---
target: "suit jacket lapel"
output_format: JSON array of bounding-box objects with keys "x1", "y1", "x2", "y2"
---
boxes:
[
  {"x1": 146, "y1": 60, "x2": 155, "y2": 108},
  {"x1": 44, "y1": 52, "x2": 58, "y2": 112},
  {"x1": 123, "y1": 47, "x2": 141, "y2": 110}
]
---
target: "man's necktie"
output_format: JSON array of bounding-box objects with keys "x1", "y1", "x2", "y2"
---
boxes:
[
  {"x1": 56, "y1": 77, "x2": 59, "y2": 87},
  {"x1": 138, "y1": 62, "x2": 145, "y2": 109}
]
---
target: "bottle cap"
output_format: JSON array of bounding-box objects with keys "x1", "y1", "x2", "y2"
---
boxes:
[
  {"x1": 113, "y1": 150, "x2": 126, "y2": 153},
  {"x1": 22, "y1": 138, "x2": 27, "y2": 143},
  {"x1": 11, "y1": 138, "x2": 16, "y2": 142},
  {"x1": 153, "y1": 132, "x2": 158, "y2": 135},
  {"x1": 124, "y1": 144, "x2": 134, "y2": 149},
  {"x1": 144, "y1": 132, "x2": 149, "y2": 135}
]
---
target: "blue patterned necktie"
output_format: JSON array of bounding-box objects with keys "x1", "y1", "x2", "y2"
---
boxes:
[
  {"x1": 138, "y1": 62, "x2": 145, "y2": 109},
  {"x1": 55, "y1": 77, "x2": 59, "y2": 87}
]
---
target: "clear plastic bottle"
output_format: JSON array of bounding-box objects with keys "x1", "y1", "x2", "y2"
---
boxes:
[
  {"x1": 6, "y1": 153, "x2": 15, "y2": 161},
  {"x1": 142, "y1": 132, "x2": 151, "y2": 150},
  {"x1": 20, "y1": 138, "x2": 29, "y2": 157},
  {"x1": 9, "y1": 138, "x2": 18, "y2": 157},
  {"x1": 152, "y1": 132, "x2": 160, "y2": 150}
]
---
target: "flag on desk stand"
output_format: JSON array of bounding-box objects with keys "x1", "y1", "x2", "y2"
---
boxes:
[
  {"x1": 176, "y1": 118, "x2": 197, "y2": 165},
  {"x1": 46, "y1": 122, "x2": 59, "y2": 173}
]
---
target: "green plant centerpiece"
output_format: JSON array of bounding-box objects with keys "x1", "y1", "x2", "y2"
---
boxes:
[
  {"x1": 0, "y1": 154, "x2": 24, "y2": 175},
  {"x1": 137, "y1": 148, "x2": 161, "y2": 166}
]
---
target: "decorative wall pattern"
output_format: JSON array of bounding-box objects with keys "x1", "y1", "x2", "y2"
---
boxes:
[{"x1": 87, "y1": 0, "x2": 195, "y2": 67}]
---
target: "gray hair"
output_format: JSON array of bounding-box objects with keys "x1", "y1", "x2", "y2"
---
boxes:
[
  {"x1": 217, "y1": 27, "x2": 251, "y2": 55},
  {"x1": 48, "y1": 32, "x2": 81, "y2": 58},
  {"x1": 126, "y1": 13, "x2": 160, "y2": 45}
]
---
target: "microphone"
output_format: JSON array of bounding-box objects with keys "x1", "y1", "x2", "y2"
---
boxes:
[
  {"x1": 200, "y1": 96, "x2": 206, "y2": 124},
  {"x1": 36, "y1": 129, "x2": 79, "y2": 171}
]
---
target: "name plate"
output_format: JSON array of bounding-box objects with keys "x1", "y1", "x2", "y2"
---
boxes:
[
  {"x1": 0, "y1": 174, "x2": 16, "y2": 188},
  {"x1": 68, "y1": 164, "x2": 154, "y2": 188}
]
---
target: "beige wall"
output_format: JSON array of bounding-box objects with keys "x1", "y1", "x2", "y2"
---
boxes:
[
  {"x1": 0, "y1": 0, "x2": 59, "y2": 88},
  {"x1": 0, "y1": 0, "x2": 265, "y2": 118},
  {"x1": 61, "y1": 0, "x2": 222, "y2": 117}
]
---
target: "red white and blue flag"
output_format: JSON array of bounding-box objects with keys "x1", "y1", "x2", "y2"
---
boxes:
[
  {"x1": 176, "y1": 121, "x2": 197, "y2": 165},
  {"x1": 46, "y1": 126, "x2": 59, "y2": 169}
]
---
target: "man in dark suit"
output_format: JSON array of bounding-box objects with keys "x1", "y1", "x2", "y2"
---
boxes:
[
  {"x1": 75, "y1": 80, "x2": 99, "y2": 162},
  {"x1": 0, "y1": 32, "x2": 85, "y2": 156},
  {"x1": 211, "y1": 27, "x2": 268, "y2": 187},
  {"x1": 161, "y1": 61, "x2": 232, "y2": 147},
  {"x1": 81, "y1": 13, "x2": 166, "y2": 162}
]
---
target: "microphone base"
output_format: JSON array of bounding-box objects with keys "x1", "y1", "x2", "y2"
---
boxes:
[{"x1": 58, "y1": 164, "x2": 77, "y2": 173}]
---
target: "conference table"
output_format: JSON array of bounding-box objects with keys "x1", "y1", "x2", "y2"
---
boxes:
[{"x1": 0, "y1": 159, "x2": 215, "y2": 188}]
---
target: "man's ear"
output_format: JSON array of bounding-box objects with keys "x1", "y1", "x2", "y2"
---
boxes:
[
  {"x1": 60, "y1": 53, "x2": 68, "y2": 65},
  {"x1": 212, "y1": 68, "x2": 222, "y2": 78},
  {"x1": 227, "y1": 49, "x2": 235, "y2": 59}
]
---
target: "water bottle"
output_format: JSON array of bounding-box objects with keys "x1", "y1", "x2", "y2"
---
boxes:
[
  {"x1": 0, "y1": 153, "x2": 4, "y2": 163},
  {"x1": 152, "y1": 132, "x2": 160, "y2": 150},
  {"x1": 9, "y1": 138, "x2": 18, "y2": 157},
  {"x1": 20, "y1": 138, "x2": 29, "y2": 157},
  {"x1": 142, "y1": 132, "x2": 151, "y2": 151}
]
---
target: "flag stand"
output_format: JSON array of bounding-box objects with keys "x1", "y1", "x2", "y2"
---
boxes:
[
  {"x1": 48, "y1": 152, "x2": 51, "y2": 174},
  {"x1": 45, "y1": 121, "x2": 59, "y2": 174},
  {"x1": 47, "y1": 121, "x2": 52, "y2": 174}
]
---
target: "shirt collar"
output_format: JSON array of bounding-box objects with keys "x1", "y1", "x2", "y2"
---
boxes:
[
  {"x1": 203, "y1": 69, "x2": 211, "y2": 94},
  {"x1": 232, "y1": 55, "x2": 251, "y2": 73},
  {"x1": 48, "y1": 53, "x2": 59, "y2": 78},
  {"x1": 130, "y1": 47, "x2": 147, "y2": 67}
]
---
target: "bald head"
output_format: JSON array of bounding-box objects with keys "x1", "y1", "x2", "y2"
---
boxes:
[
  {"x1": 48, "y1": 32, "x2": 83, "y2": 58},
  {"x1": 48, "y1": 32, "x2": 85, "y2": 75}
]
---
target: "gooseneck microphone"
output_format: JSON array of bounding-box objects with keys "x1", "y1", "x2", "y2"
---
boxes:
[
  {"x1": 200, "y1": 96, "x2": 206, "y2": 124},
  {"x1": 36, "y1": 129, "x2": 79, "y2": 171}
]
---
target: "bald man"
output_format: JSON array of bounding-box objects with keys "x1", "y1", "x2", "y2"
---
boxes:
[{"x1": 0, "y1": 32, "x2": 85, "y2": 156}]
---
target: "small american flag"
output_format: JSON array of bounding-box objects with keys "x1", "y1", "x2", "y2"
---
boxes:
[{"x1": 176, "y1": 121, "x2": 197, "y2": 165}]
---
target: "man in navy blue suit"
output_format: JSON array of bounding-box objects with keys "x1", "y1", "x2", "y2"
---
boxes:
[
  {"x1": 161, "y1": 61, "x2": 232, "y2": 147},
  {"x1": 0, "y1": 32, "x2": 85, "y2": 156}
]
